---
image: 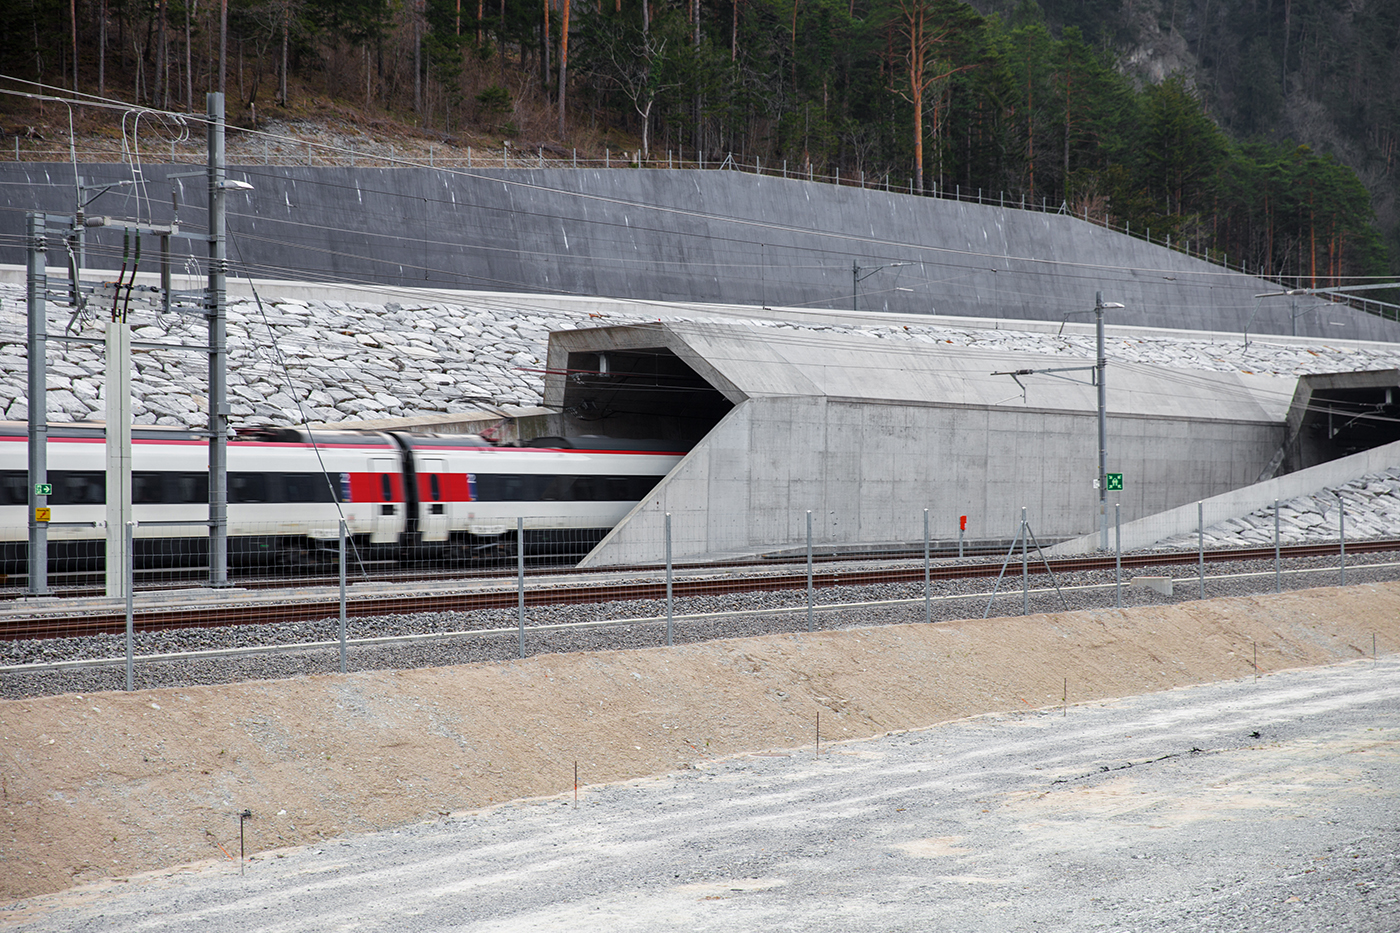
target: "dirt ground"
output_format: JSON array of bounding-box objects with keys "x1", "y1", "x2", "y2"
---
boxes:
[{"x1": 3, "y1": 582, "x2": 1397, "y2": 904}]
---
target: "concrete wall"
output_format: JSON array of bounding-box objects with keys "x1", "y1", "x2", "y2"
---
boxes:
[
  {"x1": 5, "y1": 163, "x2": 1397, "y2": 341},
  {"x1": 581, "y1": 395, "x2": 1282, "y2": 567},
  {"x1": 1046, "y1": 436, "x2": 1400, "y2": 556}
]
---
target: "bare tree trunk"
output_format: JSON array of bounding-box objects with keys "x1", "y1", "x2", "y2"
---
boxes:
[
  {"x1": 219, "y1": 0, "x2": 227, "y2": 94},
  {"x1": 100, "y1": 0, "x2": 108, "y2": 96},
  {"x1": 414, "y1": 0, "x2": 422, "y2": 114},
  {"x1": 70, "y1": 0, "x2": 78, "y2": 91},
  {"x1": 186, "y1": 0, "x2": 194, "y2": 109},
  {"x1": 558, "y1": 0, "x2": 570, "y2": 137},
  {"x1": 279, "y1": 0, "x2": 288, "y2": 105},
  {"x1": 156, "y1": 0, "x2": 167, "y2": 106}
]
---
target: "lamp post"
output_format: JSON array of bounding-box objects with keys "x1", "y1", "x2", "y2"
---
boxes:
[{"x1": 1094, "y1": 291, "x2": 1123, "y2": 550}]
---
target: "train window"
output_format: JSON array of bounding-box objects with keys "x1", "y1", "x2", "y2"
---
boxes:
[
  {"x1": 540, "y1": 475, "x2": 572, "y2": 501},
  {"x1": 230, "y1": 473, "x2": 268, "y2": 503},
  {"x1": 132, "y1": 471, "x2": 208, "y2": 504},
  {"x1": 380, "y1": 474, "x2": 393, "y2": 501},
  {"x1": 472, "y1": 473, "x2": 664, "y2": 502},
  {"x1": 429, "y1": 474, "x2": 441, "y2": 501},
  {"x1": 133, "y1": 472, "x2": 164, "y2": 504},
  {"x1": 283, "y1": 473, "x2": 335, "y2": 503},
  {"x1": 0, "y1": 471, "x2": 28, "y2": 506},
  {"x1": 50, "y1": 471, "x2": 105, "y2": 505},
  {"x1": 167, "y1": 472, "x2": 208, "y2": 504}
]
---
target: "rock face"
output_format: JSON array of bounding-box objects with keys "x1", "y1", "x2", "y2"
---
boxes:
[
  {"x1": 8, "y1": 282, "x2": 1400, "y2": 430},
  {"x1": 1152, "y1": 469, "x2": 1400, "y2": 549}
]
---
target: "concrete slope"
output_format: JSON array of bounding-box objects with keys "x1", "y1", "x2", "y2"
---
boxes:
[{"x1": 4, "y1": 164, "x2": 1395, "y2": 341}]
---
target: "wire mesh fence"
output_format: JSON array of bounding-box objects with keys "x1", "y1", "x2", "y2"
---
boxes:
[{"x1": 3, "y1": 494, "x2": 1396, "y2": 696}]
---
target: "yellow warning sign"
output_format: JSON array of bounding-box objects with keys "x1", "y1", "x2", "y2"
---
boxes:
[{"x1": 35, "y1": 507, "x2": 50, "y2": 522}]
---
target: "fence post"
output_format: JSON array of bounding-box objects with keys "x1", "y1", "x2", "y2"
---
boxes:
[
  {"x1": 806, "y1": 510, "x2": 814, "y2": 632},
  {"x1": 1021, "y1": 507, "x2": 1029, "y2": 616},
  {"x1": 124, "y1": 520, "x2": 135, "y2": 691},
  {"x1": 1274, "y1": 499, "x2": 1281, "y2": 593},
  {"x1": 339, "y1": 518, "x2": 347, "y2": 674},
  {"x1": 1332, "y1": 493, "x2": 1344, "y2": 582},
  {"x1": 517, "y1": 516, "x2": 526, "y2": 658},
  {"x1": 923, "y1": 509, "x2": 931, "y2": 625},
  {"x1": 1198, "y1": 501, "x2": 1205, "y2": 599},
  {"x1": 1114, "y1": 502, "x2": 1122, "y2": 609},
  {"x1": 665, "y1": 512, "x2": 673, "y2": 647}
]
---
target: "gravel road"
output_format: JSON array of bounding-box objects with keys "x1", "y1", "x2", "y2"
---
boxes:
[{"x1": 6, "y1": 657, "x2": 1396, "y2": 932}]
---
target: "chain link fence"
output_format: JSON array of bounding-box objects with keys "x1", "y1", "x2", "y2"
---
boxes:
[{"x1": 3, "y1": 492, "x2": 1395, "y2": 695}]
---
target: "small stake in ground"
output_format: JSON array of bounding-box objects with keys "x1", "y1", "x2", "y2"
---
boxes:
[
  {"x1": 816, "y1": 711, "x2": 820, "y2": 758},
  {"x1": 1063, "y1": 678, "x2": 1067, "y2": 717},
  {"x1": 574, "y1": 760, "x2": 578, "y2": 808},
  {"x1": 239, "y1": 809, "x2": 252, "y2": 875}
]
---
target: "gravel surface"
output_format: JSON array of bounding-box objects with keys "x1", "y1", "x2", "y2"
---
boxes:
[
  {"x1": 4, "y1": 552, "x2": 1397, "y2": 698},
  {"x1": 5, "y1": 657, "x2": 1396, "y2": 932}
]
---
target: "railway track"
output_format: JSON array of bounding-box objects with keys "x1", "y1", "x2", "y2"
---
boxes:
[{"x1": 3, "y1": 539, "x2": 1395, "y2": 641}]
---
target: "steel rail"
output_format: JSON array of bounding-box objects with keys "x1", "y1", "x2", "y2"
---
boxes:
[{"x1": 4, "y1": 538, "x2": 1399, "y2": 641}]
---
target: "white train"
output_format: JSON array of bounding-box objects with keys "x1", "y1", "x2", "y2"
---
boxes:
[{"x1": 0, "y1": 423, "x2": 686, "y2": 573}]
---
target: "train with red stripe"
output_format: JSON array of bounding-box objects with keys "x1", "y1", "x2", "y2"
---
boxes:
[{"x1": 0, "y1": 423, "x2": 687, "y2": 574}]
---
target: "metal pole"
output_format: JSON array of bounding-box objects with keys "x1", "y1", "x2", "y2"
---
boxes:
[
  {"x1": 806, "y1": 510, "x2": 814, "y2": 632},
  {"x1": 923, "y1": 509, "x2": 931, "y2": 625},
  {"x1": 338, "y1": 519, "x2": 347, "y2": 674},
  {"x1": 852, "y1": 260, "x2": 859, "y2": 312},
  {"x1": 124, "y1": 521, "x2": 135, "y2": 691},
  {"x1": 1096, "y1": 292, "x2": 1108, "y2": 550},
  {"x1": 1114, "y1": 502, "x2": 1121, "y2": 608},
  {"x1": 1274, "y1": 499, "x2": 1281, "y2": 593},
  {"x1": 105, "y1": 316, "x2": 132, "y2": 598},
  {"x1": 206, "y1": 92, "x2": 229, "y2": 587},
  {"x1": 26, "y1": 213, "x2": 48, "y2": 596},
  {"x1": 517, "y1": 516, "x2": 525, "y2": 658},
  {"x1": 665, "y1": 512, "x2": 673, "y2": 647},
  {"x1": 1021, "y1": 507, "x2": 1029, "y2": 616},
  {"x1": 1198, "y1": 501, "x2": 1205, "y2": 599},
  {"x1": 1339, "y1": 495, "x2": 1346, "y2": 586}
]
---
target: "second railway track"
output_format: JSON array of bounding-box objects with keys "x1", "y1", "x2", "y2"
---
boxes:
[{"x1": 5, "y1": 539, "x2": 1396, "y2": 641}]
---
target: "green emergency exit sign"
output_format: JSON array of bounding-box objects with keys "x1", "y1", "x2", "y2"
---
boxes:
[{"x1": 34, "y1": 483, "x2": 52, "y2": 496}]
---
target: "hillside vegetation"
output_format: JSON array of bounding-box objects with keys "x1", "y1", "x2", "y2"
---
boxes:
[{"x1": 3, "y1": 0, "x2": 1397, "y2": 279}]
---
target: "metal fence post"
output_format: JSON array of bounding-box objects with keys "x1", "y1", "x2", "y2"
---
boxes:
[
  {"x1": 1021, "y1": 507, "x2": 1029, "y2": 616},
  {"x1": 665, "y1": 512, "x2": 673, "y2": 647},
  {"x1": 339, "y1": 519, "x2": 347, "y2": 674},
  {"x1": 923, "y1": 509, "x2": 931, "y2": 625},
  {"x1": 517, "y1": 517, "x2": 526, "y2": 658},
  {"x1": 806, "y1": 510, "x2": 814, "y2": 632},
  {"x1": 1274, "y1": 499, "x2": 1281, "y2": 594},
  {"x1": 1339, "y1": 494, "x2": 1346, "y2": 586},
  {"x1": 124, "y1": 520, "x2": 135, "y2": 691},
  {"x1": 1198, "y1": 501, "x2": 1205, "y2": 599},
  {"x1": 1114, "y1": 502, "x2": 1122, "y2": 609}
]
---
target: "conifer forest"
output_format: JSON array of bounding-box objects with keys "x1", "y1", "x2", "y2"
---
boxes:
[{"x1": 4, "y1": 0, "x2": 1399, "y2": 279}]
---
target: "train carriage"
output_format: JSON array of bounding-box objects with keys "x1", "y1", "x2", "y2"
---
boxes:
[{"x1": 0, "y1": 423, "x2": 686, "y2": 575}]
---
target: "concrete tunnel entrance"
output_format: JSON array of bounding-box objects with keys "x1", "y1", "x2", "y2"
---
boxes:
[{"x1": 552, "y1": 344, "x2": 736, "y2": 445}]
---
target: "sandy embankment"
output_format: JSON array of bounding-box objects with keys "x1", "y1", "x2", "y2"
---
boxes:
[{"x1": 2, "y1": 582, "x2": 1396, "y2": 902}]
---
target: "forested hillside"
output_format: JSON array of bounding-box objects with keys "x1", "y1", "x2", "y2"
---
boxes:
[{"x1": 4, "y1": 0, "x2": 1397, "y2": 279}]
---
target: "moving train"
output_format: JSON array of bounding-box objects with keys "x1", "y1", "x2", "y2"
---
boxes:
[{"x1": 0, "y1": 422, "x2": 687, "y2": 573}]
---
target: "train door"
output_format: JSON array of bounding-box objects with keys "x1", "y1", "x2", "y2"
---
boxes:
[
  {"x1": 418, "y1": 458, "x2": 448, "y2": 542},
  {"x1": 369, "y1": 457, "x2": 401, "y2": 543}
]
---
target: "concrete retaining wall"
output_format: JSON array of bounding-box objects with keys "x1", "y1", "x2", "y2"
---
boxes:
[
  {"x1": 1046, "y1": 436, "x2": 1400, "y2": 556},
  {"x1": 4, "y1": 163, "x2": 1397, "y2": 341},
  {"x1": 582, "y1": 395, "x2": 1282, "y2": 567}
]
